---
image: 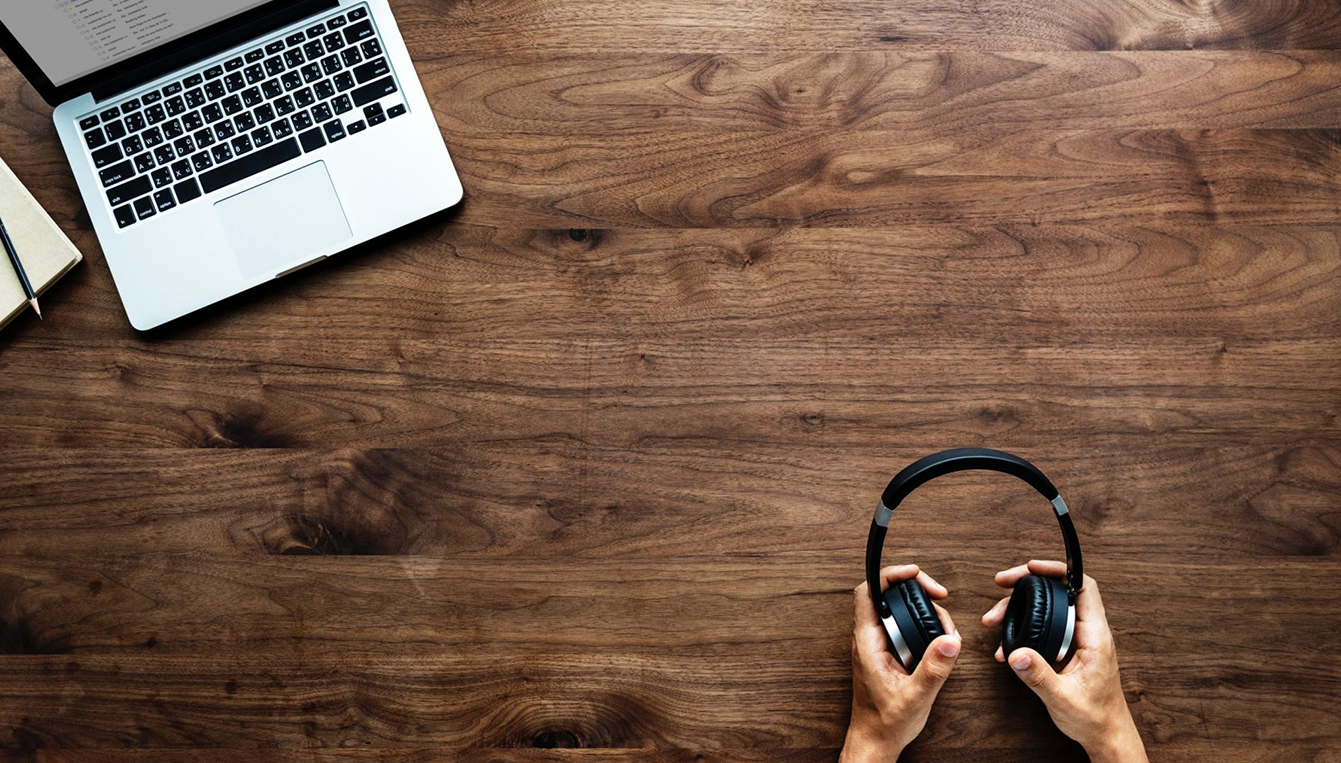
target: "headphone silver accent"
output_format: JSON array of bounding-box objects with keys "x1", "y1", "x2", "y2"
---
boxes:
[
  {"x1": 881, "y1": 615, "x2": 914, "y2": 668},
  {"x1": 874, "y1": 500, "x2": 893, "y2": 528},
  {"x1": 1056, "y1": 603, "x2": 1076, "y2": 662},
  {"x1": 1051, "y1": 496, "x2": 1069, "y2": 516}
]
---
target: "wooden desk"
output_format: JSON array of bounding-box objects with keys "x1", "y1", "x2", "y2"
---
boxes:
[{"x1": 1, "y1": 1, "x2": 1338, "y2": 760}]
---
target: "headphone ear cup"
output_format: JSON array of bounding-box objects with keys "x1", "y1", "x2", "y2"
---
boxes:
[
  {"x1": 882, "y1": 578, "x2": 945, "y2": 671},
  {"x1": 1002, "y1": 574, "x2": 1069, "y2": 662}
]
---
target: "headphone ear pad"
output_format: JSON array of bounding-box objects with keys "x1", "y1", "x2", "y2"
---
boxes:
[
  {"x1": 1002, "y1": 574, "x2": 1067, "y2": 661},
  {"x1": 882, "y1": 578, "x2": 945, "y2": 670}
]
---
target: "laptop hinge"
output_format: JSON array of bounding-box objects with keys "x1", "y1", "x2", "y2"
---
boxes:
[{"x1": 90, "y1": 0, "x2": 338, "y2": 103}]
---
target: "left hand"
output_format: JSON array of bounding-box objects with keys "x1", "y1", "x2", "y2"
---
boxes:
[{"x1": 840, "y1": 564, "x2": 962, "y2": 763}]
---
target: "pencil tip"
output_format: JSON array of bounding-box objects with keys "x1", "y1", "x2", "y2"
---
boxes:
[{"x1": 29, "y1": 297, "x2": 41, "y2": 320}]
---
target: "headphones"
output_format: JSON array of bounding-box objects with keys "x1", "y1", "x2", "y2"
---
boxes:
[{"x1": 864, "y1": 448, "x2": 1083, "y2": 671}]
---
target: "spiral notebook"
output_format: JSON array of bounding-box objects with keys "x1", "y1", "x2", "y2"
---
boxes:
[{"x1": 0, "y1": 154, "x2": 82, "y2": 330}]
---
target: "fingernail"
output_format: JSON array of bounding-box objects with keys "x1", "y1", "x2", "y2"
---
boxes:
[
  {"x1": 1010, "y1": 652, "x2": 1031, "y2": 671},
  {"x1": 938, "y1": 637, "x2": 960, "y2": 658}
]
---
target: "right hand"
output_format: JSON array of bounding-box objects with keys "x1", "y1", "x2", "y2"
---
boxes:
[{"x1": 981, "y1": 561, "x2": 1148, "y2": 763}]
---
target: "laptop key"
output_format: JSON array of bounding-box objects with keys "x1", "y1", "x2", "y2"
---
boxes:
[
  {"x1": 99, "y1": 159, "x2": 136, "y2": 187},
  {"x1": 292, "y1": 110, "x2": 314, "y2": 131},
  {"x1": 146, "y1": 104, "x2": 166, "y2": 124},
  {"x1": 232, "y1": 135, "x2": 254, "y2": 155},
  {"x1": 328, "y1": 15, "x2": 348, "y2": 29},
  {"x1": 347, "y1": 120, "x2": 367, "y2": 135},
  {"x1": 163, "y1": 119, "x2": 184, "y2": 139},
  {"x1": 307, "y1": 23, "x2": 326, "y2": 38},
  {"x1": 252, "y1": 125, "x2": 274, "y2": 147},
  {"x1": 202, "y1": 103, "x2": 224, "y2": 123},
  {"x1": 286, "y1": 32, "x2": 307, "y2": 47},
  {"x1": 266, "y1": 40, "x2": 287, "y2": 55},
  {"x1": 92, "y1": 143, "x2": 124, "y2": 168},
  {"x1": 215, "y1": 121, "x2": 236, "y2": 141},
  {"x1": 235, "y1": 112, "x2": 257, "y2": 132},
  {"x1": 275, "y1": 96, "x2": 296, "y2": 116},
  {"x1": 388, "y1": 103, "x2": 406, "y2": 119},
  {"x1": 122, "y1": 97, "x2": 142, "y2": 112},
  {"x1": 352, "y1": 76, "x2": 397, "y2": 107},
  {"x1": 185, "y1": 88, "x2": 206, "y2": 108},
  {"x1": 332, "y1": 95, "x2": 353, "y2": 114},
  {"x1": 174, "y1": 137, "x2": 195, "y2": 158},
  {"x1": 246, "y1": 49, "x2": 266, "y2": 63},
  {"x1": 143, "y1": 91, "x2": 163, "y2": 104},
  {"x1": 205, "y1": 80, "x2": 226, "y2": 100},
  {"x1": 361, "y1": 38, "x2": 382, "y2": 59},
  {"x1": 299, "y1": 126, "x2": 326, "y2": 152},
  {"x1": 255, "y1": 103, "x2": 276, "y2": 124},
  {"x1": 124, "y1": 111, "x2": 147, "y2": 131},
  {"x1": 114, "y1": 204, "x2": 137, "y2": 228},
  {"x1": 100, "y1": 106, "x2": 121, "y2": 121},
  {"x1": 342, "y1": 47, "x2": 363, "y2": 67},
  {"x1": 151, "y1": 167, "x2": 173, "y2": 188},
  {"x1": 301, "y1": 63, "x2": 322, "y2": 84},
  {"x1": 262, "y1": 79, "x2": 284, "y2": 100},
  {"x1": 284, "y1": 49, "x2": 305, "y2": 68},
  {"x1": 84, "y1": 127, "x2": 106, "y2": 149},
  {"x1": 194, "y1": 128, "x2": 216, "y2": 149},
  {"x1": 172, "y1": 159, "x2": 194, "y2": 180},
  {"x1": 80, "y1": 116, "x2": 100, "y2": 131},
  {"x1": 225, "y1": 57, "x2": 245, "y2": 72},
  {"x1": 154, "y1": 189, "x2": 176, "y2": 212},
  {"x1": 312, "y1": 103, "x2": 333, "y2": 123},
  {"x1": 223, "y1": 96, "x2": 244, "y2": 116},
  {"x1": 205, "y1": 65, "x2": 225, "y2": 79},
  {"x1": 105, "y1": 119, "x2": 128, "y2": 141},
  {"x1": 143, "y1": 127, "x2": 165, "y2": 148},
  {"x1": 212, "y1": 144, "x2": 234, "y2": 164},
  {"x1": 295, "y1": 88, "x2": 316, "y2": 107},
  {"x1": 334, "y1": 72, "x2": 355, "y2": 92},
  {"x1": 323, "y1": 32, "x2": 345, "y2": 53},
  {"x1": 242, "y1": 87, "x2": 263, "y2": 108},
  {"x1": 163, "y1": 82, "x2": 184, "y2": 96},
  {"x1": 166, "y1": 96, "x2": 187, "y2": 116},
  {"x1": 175, "y1": 178, "x2": 202, "y2": 204},
  {"x1": 245, "y1": 64, "x2": 265, "y2": 85},
  {"x1": 185, "y1": 73, "x2": 204, "y2": 87},
  {"x1": 349, "y1": 7, "x2": 368, "y2": 21},
  {"x1": 265, "y1": 56, "x2": 285, "y2": 77},
  {"x1": 183, "y1": 111, "x2": 204, "y2": 131},
  {"x1": 225, "y1": 73, "x2": 246, "y2": 92},
  {"x1": 134, "y1": 197, "x2": 156, "y2": 220},
  {"x1": 323, "y1": 119, "x2": 346, "y2": 142},
  {"x1": 199, "y1": 137, "x2": 301, "y2": 194},
  {"x1": 282, "y1": 71, "x2": 302, "y2": 91},
  {"x1": 272, "y1": 118, "x2": 293, "y2": 138},
  {"x1": 134, "y1": 152, "x2": 156, "y2": 174},
  {"x1": 154, "y1": 145, "x2": 176, "y2": 165},
  {"x1": 344, "y1": 20, "x2": 374, "y2": 44},
  {"x1": 321, "y1": 55, "x2": 343, "y2": 76},
  {"x1": 107, "y1": 175, "x2": 152, "y2": 206},
  {"x1": 303, "y1": 41, "x2": 325, "y2": 61},
  {"x1": 191, "y1": 151, "x2": 214, "y2": 172},
  {"x1": 354, "y1": 58, "x2": 389, "y2": 84},
  {"x1": 314, "y1": 80, "x2": 336, "y2": 100}
]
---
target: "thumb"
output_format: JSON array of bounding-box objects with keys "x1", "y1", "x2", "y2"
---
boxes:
[
  {"x1": 1008, "y1": 647, "x2": 1061, "y2": 699},
  {"x1": 912, "y1": 633, "x2": 961, "y2": 693}
]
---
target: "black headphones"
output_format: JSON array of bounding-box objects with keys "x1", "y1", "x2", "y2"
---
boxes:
[{"x1": 864, "y1": 448, "x2": 1083, "y2": 671}]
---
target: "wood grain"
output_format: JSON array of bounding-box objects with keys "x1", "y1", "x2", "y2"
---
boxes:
[{"x1": 2, "y1": 0, "x2": 1341, "y2": 759}]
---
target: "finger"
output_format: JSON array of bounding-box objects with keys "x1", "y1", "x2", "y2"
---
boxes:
[
  {"x1": 915, "y1": 570, "x2": 949, "y2": 600},
  {"x1": 981, "y1": 596, "x2": 1010, "y2": 628},
  {"x1": 994, "y1": 644, "x2": 1004, "y2": 662},
  {"x1": 912, "y1": 633, "x2": 961, "y2": 695},
  {"x1": 995, "y1": 559, "x2": 1067, "y2": 588},
  {"x1": 1008, "y1": 647, "x2": 1063, "y2": 702},
  {"x1": 852, "y1": 582, "x2": 889, "y2": 661},
  {"x1": 1075, "y1": 574, "x2": 1107, "y2": 623},
  {"x1": 878, "y1": 564, "x2": 921, "y2": 593},
  {"x1": 933, "y1": 602, "x2": 958, "y2": 636}
]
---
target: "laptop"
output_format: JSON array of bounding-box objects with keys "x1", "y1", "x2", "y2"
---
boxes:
[{"x1": 0, "y1": 0, "x2": 463, "y2": 329}]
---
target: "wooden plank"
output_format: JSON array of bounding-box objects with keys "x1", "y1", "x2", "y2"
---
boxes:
[
  {"x1": 0, "y1": 650, "x2": 1334, "y2": 749},
  {"x1": 0, "y1": 556, "x2": 1334, "y2": 658},
  {"x1": 3, "y1": 224, "x2": 1340, "y2": 342},
  {"x1": 393, "y1": 0, "x2": 1341, "y2": 53},
  {"x1": 0, "y1": 439, "x2": 1336, "y2": 558},
  {"x1": 2, "y1": 333, "x2": 1340, "y2": 448}
]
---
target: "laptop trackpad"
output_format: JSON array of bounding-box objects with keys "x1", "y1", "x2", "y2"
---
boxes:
[{"x1": 215, "y1": 161, "x2": 352, "y2": 279}]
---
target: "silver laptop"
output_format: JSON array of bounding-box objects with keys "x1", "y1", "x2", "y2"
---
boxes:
[{"x1": 0, "y1": 0, "x2": 463, "y2": 329}]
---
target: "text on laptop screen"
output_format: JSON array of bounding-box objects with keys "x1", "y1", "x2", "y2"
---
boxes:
[{"x1": 3, "y1": 0, "x2": 272, "y2": 87}]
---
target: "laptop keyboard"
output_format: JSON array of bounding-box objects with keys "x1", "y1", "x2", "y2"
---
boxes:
[{"x1": 75, "y1": 4, "x2": 408, "y2": 230}]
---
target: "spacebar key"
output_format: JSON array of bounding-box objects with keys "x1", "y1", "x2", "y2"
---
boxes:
[{"x1": 199, "y1": 138, "x2": 301, "y2": 194}]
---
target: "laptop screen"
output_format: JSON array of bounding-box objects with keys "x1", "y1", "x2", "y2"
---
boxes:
[{"x1": 1, "y1": 0, "x2": 272, "y2": 87}]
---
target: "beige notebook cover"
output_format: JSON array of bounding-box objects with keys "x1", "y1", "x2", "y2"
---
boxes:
[{"x1": 0, "y1": 155, "x2": 82, "y2": 330}]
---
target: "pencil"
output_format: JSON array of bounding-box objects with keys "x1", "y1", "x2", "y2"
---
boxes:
[{"x1": 0, "y1": 212, "x2": 40, "y2": 320}]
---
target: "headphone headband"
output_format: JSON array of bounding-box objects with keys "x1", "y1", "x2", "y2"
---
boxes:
[{"x1": 865, "y1": 448, "x2": 1083, "y2": 620}]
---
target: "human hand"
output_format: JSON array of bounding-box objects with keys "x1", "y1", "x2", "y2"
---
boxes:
[
  {"x1": 982, "y1": 561, "x2": 1148, "y2": 763},
  {"x1": 840, "y1": 564, "x2": 963, "y2": 763}
]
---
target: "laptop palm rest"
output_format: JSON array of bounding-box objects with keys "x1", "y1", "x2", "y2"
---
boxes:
[{"x1": 215, "y1": 161, "x2": 352, "y2": 279}]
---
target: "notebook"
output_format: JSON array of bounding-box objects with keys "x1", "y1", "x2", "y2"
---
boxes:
[{"x1": 0, "y1": 154, "x2": 82, "y2": 330}]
